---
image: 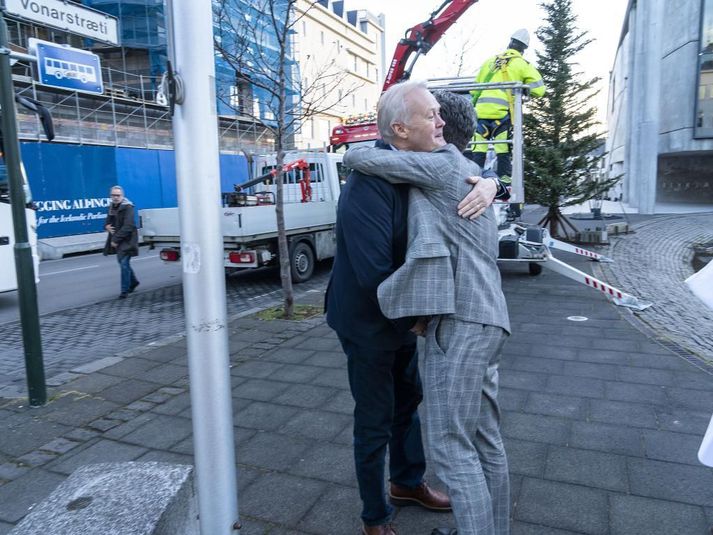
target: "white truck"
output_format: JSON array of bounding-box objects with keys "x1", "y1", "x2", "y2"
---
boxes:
[
  {"x1": 139, "y1": 151, "x2": 350, "y2": 282},
  {"x1": 140, "y1": 143, "x2": 651, "y2": 310}
]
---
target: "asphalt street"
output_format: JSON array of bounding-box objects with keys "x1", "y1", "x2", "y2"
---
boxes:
[{"x1": 0, "y1": 247, "x2": 182, "y2": 325}]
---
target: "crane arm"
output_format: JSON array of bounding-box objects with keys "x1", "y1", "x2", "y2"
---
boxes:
[{"x1": 383, "y1": 0, "x2": 479, "y2": 91}]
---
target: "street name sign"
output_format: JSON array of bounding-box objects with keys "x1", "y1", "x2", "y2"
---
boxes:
[
  {"x1": 29, "y1": 38, "x2": 104, "y2": 95},
  {"x1": 3, "y1": 0, "x2": 119, "y2": 45}
]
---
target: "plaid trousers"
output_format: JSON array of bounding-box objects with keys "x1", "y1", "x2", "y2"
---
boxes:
[{"x1": 423, "y1": 317, "x2": 509, "y2": 535}]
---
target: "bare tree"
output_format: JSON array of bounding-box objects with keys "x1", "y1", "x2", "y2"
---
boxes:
[
  {"x1": 439, "y1": 28, "x2": 481, "y2": 77},
  {"x1": 214, "y1": 0, "x2": 362, "y2": 318}
]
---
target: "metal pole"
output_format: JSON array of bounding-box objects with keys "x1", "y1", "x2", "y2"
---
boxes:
[
  {"x1": 0, "y1": 13, "x2": 46, "y2": 406},
  {"x1": 512, "y1": 87, "x2": 524, "y2": 204},
  {"x1": 167, "y1": 1, "x2": 240, "y2": 534},
  {"x1": 107, "y1": 67, "x2": 118, "y2": 145},
  {"x1": 140, "y1": 75, "x2": 149, "y2": 147}
]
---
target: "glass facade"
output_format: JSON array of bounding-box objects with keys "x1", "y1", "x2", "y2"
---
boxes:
[
  {"x1": 213, "y1": 0, "x2": 298, "y2": 134},
  {"x1": 84, "y1": 0, "x2": 167, "y2": 82},
  {"x1": 4, "y1": 0, "x2": 297, "y2": 148},
  {"x1": 657, "y1": 154, "x2": 713, "y2": 203},
  {"x1": 695, "y1": 0, "x2": 713, "y2": 138}
]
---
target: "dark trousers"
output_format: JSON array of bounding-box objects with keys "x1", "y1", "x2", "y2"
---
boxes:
[
  {"x1": 339, "y1": 336, "x2": 426, "y2": 526},
  {"x1": 117, "y1": 254, "x2": 138, "y2": 294},
  {"x1": 472, "y1": 116, "x2": 513, "y2": 179}
]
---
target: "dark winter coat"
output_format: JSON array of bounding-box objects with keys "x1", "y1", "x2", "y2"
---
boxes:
[{"x1": 103, "y1": 199, "x2": 139, "y2": 257}]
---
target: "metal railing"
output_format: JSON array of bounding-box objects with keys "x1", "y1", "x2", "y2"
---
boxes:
[
  {"x1": 427, "y1": 78, "x2": 527, "y2": 204},
  {"x1": 11, "y1": 66, "x2": 274, "y2": 154}
]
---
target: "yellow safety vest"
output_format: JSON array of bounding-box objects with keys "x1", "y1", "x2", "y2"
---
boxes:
[{"x1": 471, "y1": 49, "x2": 545, "y2": 120}]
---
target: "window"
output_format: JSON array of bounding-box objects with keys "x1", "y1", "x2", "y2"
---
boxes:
[
  {"x1": 259, "y1": 163, "x2": 324, "y2": 184},
  {"x1": 695, "y1": 0, "x2": 713, "y2": 137},
  {"x1": 229, "y1": 85, "x2": 239, "y2": 108},
  {"x1": 230, "y1": 74, "x2": 253, "y2": 115}
]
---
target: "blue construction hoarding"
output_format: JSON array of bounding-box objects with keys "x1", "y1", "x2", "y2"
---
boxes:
[{"x1": 15, "y1": 143, "x2": 249, "y2": 239}]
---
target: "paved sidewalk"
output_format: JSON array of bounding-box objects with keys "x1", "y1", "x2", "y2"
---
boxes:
[
  {"x1": 596, "y1": 212, "x2": 713, "y2": 364},
  {"x1": 1, "y1": 253, "x2": 713, "y2": 534},
  {"x1": 0, "y1": 267, "x2": 331, "y2": 393}
]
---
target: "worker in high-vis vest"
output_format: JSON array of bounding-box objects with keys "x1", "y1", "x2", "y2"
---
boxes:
[{"x1": 470, "y1": 28, "x2": 545, "y2": 186}]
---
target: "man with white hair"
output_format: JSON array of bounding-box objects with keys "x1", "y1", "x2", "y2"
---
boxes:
[
  {"x1": 325, "y1": 81, "x2": 498, "y2": 534},
  {"x1": 344, "y1": 81, "x2": 511, "y2": 535}
]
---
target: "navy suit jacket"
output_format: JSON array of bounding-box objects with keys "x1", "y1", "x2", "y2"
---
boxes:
[{"x1": 326, "y1": 142, "x2": 416, "y2": 350}]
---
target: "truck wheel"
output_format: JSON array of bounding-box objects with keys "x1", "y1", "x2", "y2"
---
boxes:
[
  {"x1": 290, "y1": 242, "x2": 314, "y2": 283},
  {"x1": 528, "y1": 262, "x2": 543, "y2": 276}
]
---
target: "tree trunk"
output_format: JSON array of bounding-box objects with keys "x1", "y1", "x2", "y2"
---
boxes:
[
  {"x1": 274, "y1": 146, "x2": 294, "y2": 319},
  {"x1": 275, "y1": 15, "x2": 295, "y2": 319},
  {"x1": 538, "y1": 205, "x2": 578, "y2": 241}
]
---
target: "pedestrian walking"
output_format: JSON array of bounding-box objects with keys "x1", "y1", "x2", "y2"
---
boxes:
[{"x1": 103, "y1": 185, "x2": 139, "y2": 299}]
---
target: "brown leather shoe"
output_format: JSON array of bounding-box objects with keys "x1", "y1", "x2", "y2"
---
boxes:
[
  {"x1": 389, "y1": 481, "x2": 451, "y2": 512},
  {"x1": 362, "y1": 523, "x2": 396, "y2": 535}
]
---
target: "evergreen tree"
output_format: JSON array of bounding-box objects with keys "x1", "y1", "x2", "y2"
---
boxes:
[{"x1": 524, "y1": 0, "x2": 618, "y2": 238}]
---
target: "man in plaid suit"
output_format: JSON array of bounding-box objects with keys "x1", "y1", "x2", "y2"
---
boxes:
[
  {"x1": 344, "y1": 82, "x2": 511, "y2": 535},
  {"x1": 325, "y1": 83, "x2": 500, "y2": 533}
]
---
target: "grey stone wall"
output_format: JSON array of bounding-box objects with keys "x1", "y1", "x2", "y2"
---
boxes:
[{"x1": 606, "y1": 0, "x2": 713, "y2": 211}]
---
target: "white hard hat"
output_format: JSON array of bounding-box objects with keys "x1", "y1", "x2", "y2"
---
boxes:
[{"x1": 511, "y1": 28, "x2": 530, "y2": 48}]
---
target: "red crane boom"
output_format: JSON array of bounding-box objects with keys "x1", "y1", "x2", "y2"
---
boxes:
[{"x1": 330, "y1": 0, "x2": 478, "y2": 151}]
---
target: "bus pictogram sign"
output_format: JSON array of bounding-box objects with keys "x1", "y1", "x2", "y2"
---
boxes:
[{"x1": 28, "y1": 38, "x2": 104, "y2": 95}]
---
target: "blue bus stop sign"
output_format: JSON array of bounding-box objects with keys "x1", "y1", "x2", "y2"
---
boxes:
[{"x1": 29, "y1": 38, "x2": 104, "y2": 95}]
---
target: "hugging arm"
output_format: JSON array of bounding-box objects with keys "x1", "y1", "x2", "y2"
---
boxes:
[
  {"x1": 343, "y1": 146, "x2": 464, "y2": 190},
  {"x1": 344, "y1": 145, "x2": 498, "y2": 219}
]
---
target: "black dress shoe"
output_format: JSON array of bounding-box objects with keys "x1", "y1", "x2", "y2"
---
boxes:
[
  {"x1": 118, "y1": 292, "x2": 128, "y2": 299},
  {"x1": 431, "y1": 529, "x2": 456, "y2": 535}
]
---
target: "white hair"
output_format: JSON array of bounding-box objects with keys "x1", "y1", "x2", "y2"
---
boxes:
[
  {"x1": 377, "y1": 80, "x2": 430, "y2": 145},
  {"x1": 110, "y1": 185, "x2": 124, "y2": 194}
]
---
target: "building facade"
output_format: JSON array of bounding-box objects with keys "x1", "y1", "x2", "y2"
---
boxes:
[
  {"x1": 0, "y1": 1, "x2": 282, "y2": 242},
  {"x1": 1, "y1": 0, "x2": 384, "y2": 243},
  {"x1": 292, "y1": 0, "x2": 385, "y2": 149},
  {"x1": 606, "y1": 0, "x2": 713, "y2": 213}
]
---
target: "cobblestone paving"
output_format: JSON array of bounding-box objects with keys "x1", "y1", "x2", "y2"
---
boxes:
[
  {"x1": 597, "y1": 212, "x2": 713, "y2": 365},
  {"x1": 0, "y1": 266, "x2": 331, "y2": 388}
]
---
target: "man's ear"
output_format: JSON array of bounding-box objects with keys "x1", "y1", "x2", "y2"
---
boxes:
[{"x1": 391, "y1": 122, "x2": 409, "y2": 140}]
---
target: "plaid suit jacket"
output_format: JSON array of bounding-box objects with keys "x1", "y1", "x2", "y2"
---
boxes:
[{"x1": 343, "y1": 144, "x2": 510, "y2": 334}]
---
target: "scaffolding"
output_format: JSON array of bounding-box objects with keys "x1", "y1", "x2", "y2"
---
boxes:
[{"x1": 11, "y1": 65, "x2": 275, "y2": 155}]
